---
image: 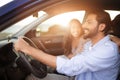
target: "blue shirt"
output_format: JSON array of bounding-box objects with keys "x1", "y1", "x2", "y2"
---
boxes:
[{"x1": 56, "y1": 35, "x2": 120, "y2": 80}]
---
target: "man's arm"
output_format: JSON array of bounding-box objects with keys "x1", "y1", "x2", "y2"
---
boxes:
[
  {"x1": 14, "y1": 38, "x2": 57, "y2": 68},
  {"x1": 27, "y1": 46, "x2": 57, "y2": 68}
]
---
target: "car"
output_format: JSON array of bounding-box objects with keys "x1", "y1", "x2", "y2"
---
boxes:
[{"x1": 0, "y1": 0, "x2": 120, "y2": 80}]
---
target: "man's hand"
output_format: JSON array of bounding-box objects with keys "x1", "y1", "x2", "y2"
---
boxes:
[{"x1": 14, "y1": 37, "x2": 29, "y2": 53}]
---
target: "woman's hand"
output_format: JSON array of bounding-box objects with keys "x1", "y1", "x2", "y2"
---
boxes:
[{"x1": 110, "y1": 35, "x2": 120, "y2": 46}]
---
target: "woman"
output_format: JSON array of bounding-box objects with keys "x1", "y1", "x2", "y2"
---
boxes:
[{"x1": 63, "y1": 19, "x2": 87, "y2": 59}]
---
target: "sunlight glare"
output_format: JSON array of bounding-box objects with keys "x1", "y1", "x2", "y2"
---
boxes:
[
  {"x1": 39, "y1": 11, "x2": 85, "y2": 32},
  {"x1": 47, "y1": 11, "x2": 85, "y2": 27},
  {"x1": 0, "y1": 0, "x2": 13, "y2": 7}
]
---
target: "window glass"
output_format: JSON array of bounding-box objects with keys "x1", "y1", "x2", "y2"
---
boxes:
[
  {"x1": 106, "y1": 10, "x2": 120, "y2": 20},
  {"x1": 37, "y1": 11, "x2": 85, "y2": 32},
  {"x1": 0, "y1": 11, "x2": 46, "y2": 39},
  {"x1": 0, "y1": 0, "x2": 13, "y2": 7},
  {"x1": 35, "y1": 11, "x2": 85, "y2": 37}
]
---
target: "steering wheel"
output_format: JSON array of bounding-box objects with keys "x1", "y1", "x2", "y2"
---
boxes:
[
  {"x1": 14, "y1": 52, "x2": 47, "y2": 78},
  {"x1": 12, "y1": 37, "x2": 47, "y2": 78}
]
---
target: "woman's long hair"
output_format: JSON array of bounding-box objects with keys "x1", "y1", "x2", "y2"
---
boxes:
[{"x1": 63, "y1": 29, "x2": 72, "y2": 56}]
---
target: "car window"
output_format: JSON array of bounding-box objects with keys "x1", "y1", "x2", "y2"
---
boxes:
[
  {"x1": 35, "y1": 11, "x2": 85, "y2": 37},
  {"x1": 0, "y1": 0, "x2": 13, "y2": 7},
  {"x1": 0, "y1": 11, "x2": 46, "y2": 39},
  {"x1": 106, "y1": 10, "x2": 120, "y2": 20}
]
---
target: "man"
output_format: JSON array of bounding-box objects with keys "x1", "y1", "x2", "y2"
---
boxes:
[{"x1": 14, "y1": 10, "x2": 120, "y2": 80}]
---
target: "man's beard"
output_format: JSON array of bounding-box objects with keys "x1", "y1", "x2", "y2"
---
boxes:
[
  {"x1": 83, "y1": 34, "x2": 89, "y2": 39},
  {"x1": 83, "y1": 29, "x2": 90, "y2": 39},
  {"x1": 83, "y1": 30, "x2": 96, "y2": 39}
]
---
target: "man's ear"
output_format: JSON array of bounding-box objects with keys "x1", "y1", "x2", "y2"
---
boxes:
[{"x1": 99, "y1": 23, "x2": 106, "y2": 32}]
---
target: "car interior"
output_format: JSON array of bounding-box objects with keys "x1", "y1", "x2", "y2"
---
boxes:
[{"x1": 0, "y1": 0, "x2": 120, "y2": 80}]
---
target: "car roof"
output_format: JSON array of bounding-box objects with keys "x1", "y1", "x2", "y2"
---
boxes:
[
  {"x1": 0, "y1": 0, "x2": 31, "y2": 17},
  {"x1": 0, "y1": 0, "x2": 120, "y2": 31},
  {"x1": 44, "y1": 0, "x2": 120, "y2": 15}
]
